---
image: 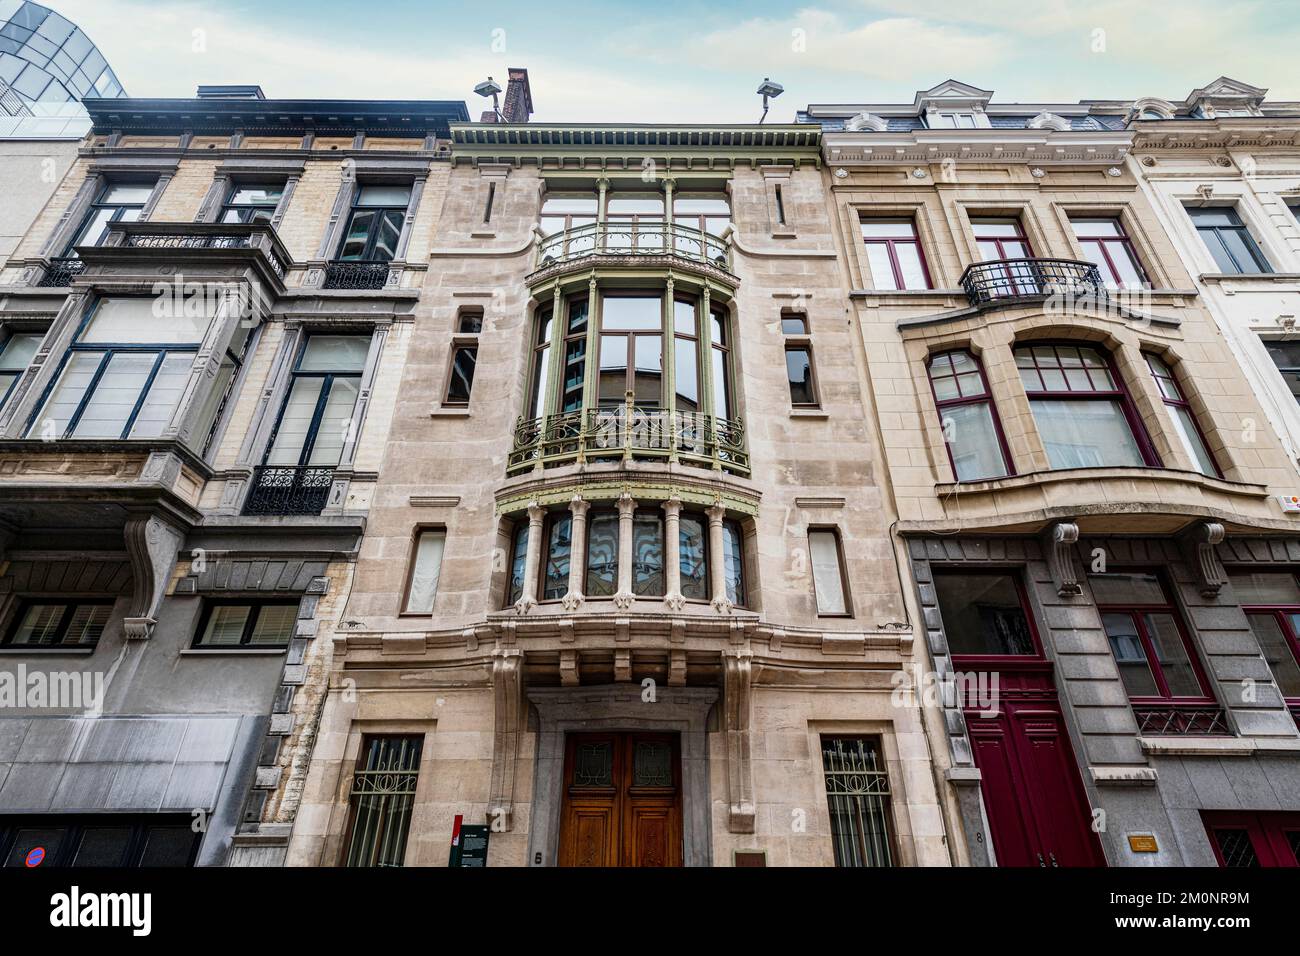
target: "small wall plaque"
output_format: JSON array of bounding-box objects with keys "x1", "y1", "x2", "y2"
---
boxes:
[{"x1": 1128, "y1": 834, "x2": 1158, "y2": 853}]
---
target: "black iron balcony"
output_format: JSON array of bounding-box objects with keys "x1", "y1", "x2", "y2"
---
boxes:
[
  {"x1": 243, "y1": 465, "x2": 334, "y2": 516},
  {"x1": 960, "y1": 258, "x2": 1106, "y2": 308},
  {"x1": 508, "y1": 403, "x2": 748, "y2": 477},
  {"x1": 37, "y1": 256, "x2": 85, "y2": 287},
  {"x1": 89, "y1": 222, "x2": 291, "y2": 282},
  {"x1": 1133, "y1": 704, "x2": 1230, "y2": 736},
  {"x1": 536, "y1": 221, "x2": 732, "y2": 274},
  {"x1": 323, "y1": 260, "x2": 392, "y2": 290}
]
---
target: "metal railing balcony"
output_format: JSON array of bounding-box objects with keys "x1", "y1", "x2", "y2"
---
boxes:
[
  {"x1": 323, "y1": 259, "x2": 392, "y2": 290},
  {"x1": 507, "y1": 401, "x2": 749, "y2": 477},
  {"x1": 535, "y1": 221, "x2": 732, "y2": 273},
  {"x1": 959, "y1": 258, "x2": 1106, "y2": 308},
  {"x1": 242, "y1": 465, "x2": 334, "y2": 516},
  {"x1": 87, "y1": 222, "x2": 292, "y2": 280},
  {"x1": 37, "y1": 256, "x2": 85, "y2": 287}
]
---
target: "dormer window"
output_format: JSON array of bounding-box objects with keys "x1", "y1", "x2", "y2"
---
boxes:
[{"x1": 930, "y1": 111, "x2": 979, "y2": 129}]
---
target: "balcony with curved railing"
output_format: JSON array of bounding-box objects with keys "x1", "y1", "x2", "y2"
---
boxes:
[
  {"x1": 960, "y1": 258, "x2": 1106, "y2": 308},
  {"x1": 534, "y1": 221, "x2": 733, "y2": 276},
  {"x1": 507, "y1": 399, "x2": 749, "y2": 477}
]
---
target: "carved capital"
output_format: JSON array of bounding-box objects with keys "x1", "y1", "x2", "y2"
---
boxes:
[
  {"x1": 612, "y1": 590, "x2": 635, "y2": 611},
  {"x1": 513, "y1": 595, "x2": 537, "y2": 616},
  {"x1": 664, "y1": 591, "x2": 686, "y2": 611},
  {"x1": 561, "y1": 590, "x2": 585, "y2": 612},
  {"x1": 711, "y1": 594, "x2": 735, "y2": 615},
  {"x1": 1178, "y1": 520, "x2": 1227, "y2": 599},
  {"x1": 1040, "y1": 520, "x2": 1081, "y2": 597},
  {"x1": 616, "y1": 491, "x2": 637, "y2": 517}
]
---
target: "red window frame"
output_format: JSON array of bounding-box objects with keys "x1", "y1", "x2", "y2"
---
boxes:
[
  {"x1": 1070, "y1": 217, "x2": 1149, "y2": 288},
  {"x1": 1093, "y1": 569, "x2": 1216, "y2": 706},
  {"x1": 926, "y1": 349, "x2": 1015, "y2": 481},
  {"x1": 1143, "y1": 352, "x2": 1222, "y2": 478},
  {"x1": 1203, "y1": 810, "x2": 1300, "y2": 867},
  {"x1": 1236, "y1": 574, "x2": 1300, "y2": 718},
  {"x1": 860, "y1": 219, "x2": 932, "y2": 290},
  {"x1": 1015, "y1": 342, "x2": 1161, "y2": 467},
  {"x1": 934, "y1": 567, "x2": 1044, "y2": 668},
  {"x1": 971, "y1": 217, "x2": 1037, "y2": 297}
]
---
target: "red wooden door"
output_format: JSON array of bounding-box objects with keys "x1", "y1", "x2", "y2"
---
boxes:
[
  {"x1": 1204, "y1": 811, "x2": 1300, "y2": 867},
  {"x1": 963, "y1": 665, "x2": 1106, "y2": 867}
]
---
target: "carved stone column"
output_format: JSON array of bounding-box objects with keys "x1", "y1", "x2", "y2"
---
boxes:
[
  {"x1": 486, "y1": 646, "x2": 524, "y2": 832},
  {"x1": 563, "y1": 495, "x2": 589, "y2": 611},
  {"x1": 614, "y1": 492, "x2": 637, "y2": 610},
  {"x1": 707, "y1": 504, "x2": 733, "y2": 614},
  {"x1": 515, "y1": 500, "x2": 545, "y2": 615},
  {"x1": 662, "y1": 497, "x2": 685, "y2": 610},
  {"x1": 722, "y1": 648, "x2": 756, "y2": 833},
  {"x1": 123, "y1": 513, "x2": 187, "y2": 639}
]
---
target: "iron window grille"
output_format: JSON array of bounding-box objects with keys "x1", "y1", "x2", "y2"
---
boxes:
[
  {"x1": 821, "y1": 736, "x2": 895, "y2": 867},
  {"x1": 1143, "y1": 352, "x2": 1222, "y2": 477},
  {"x1": 37, "y1": 257, "x2": 84, "y2": 287},
  {"x1": 343, "y1": 735, "x2": 423, "y2": 868},
  {"x1": 927, "y1": 349, "x2": 1013, "y2": 482}
]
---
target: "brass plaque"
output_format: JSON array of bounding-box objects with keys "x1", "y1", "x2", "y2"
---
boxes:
[{"x1": 1128, "y1": 834, "x2": 1158, "y2": 853}]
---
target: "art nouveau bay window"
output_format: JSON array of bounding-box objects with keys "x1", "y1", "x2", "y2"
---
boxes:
[
  {"x1": 1015, "y1": 343, "x2": 1156, "y2": 469},
  {"x1": 926, "y1": 349, "x2": 1012, "y2": 481}
]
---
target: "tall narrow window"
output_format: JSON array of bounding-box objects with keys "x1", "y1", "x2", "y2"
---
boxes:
[
  {"x1": 1015, "y1": 343, "x2": 1154, "y2": 469},
  {"x1": 31, "y1": 298, "x2": 213, "y2": 441},
  {"x1": 710, "y1": 306, "x2": 732, "y2": 420},
  {"x1": 785, "y1": 346, "x2": 816, "y2": 407},
  {"x1": 927, "y1": 349, "x2": 1011, "y2": 481},
  {"x1": 972, "y1": 217, "x2": 1038, "y2": 296},
  {"x1": 506, "y1": 522, "x2": 528, "y2": 607},
  {"x1": 66, "y1": 181, "x2": 153, "y2": 253},
  {"x1": 1187, "y1": 207, "x2": 1271, "y2": 274},
  {"x1": 0, "y1": 332, "x2": 41, "y2": 405},
  {"x1": 722, "y1": 519, "x2": 745, "y2": 607},
  {"x1": 444, "y1": 308, "x2": 481, "y2": 407},
  {"x1": 809, "y1": 528, "x2": 849, "y2": 616},
  {"x1": 530, "y1": 306, "x2": 553, "y2": 417},
  {"x1": 403, "y1": 529, "x2": 447, "y2": 614},
  {"x1": 337, "y1": 185, "x2": 411, "y2": 262},
  {"x1": 598, "y1": 295, "x2": 662, "y2": 409},
  {"x1": 344, "y1": 736, "x2": 423, "y2": 868},
  {"x1": 673, "y1": 300, "x2": 700, "y2": 413},
  {"x1": 861, "y1": 219, "x2": 931, "y2": 290},
  {"x1": 220, "y1": 183, "x2": 284, "y2": 225},
  {"x1": 1231, "y1": 572, "x2": 1300, "y2": 717},
  {"x1": 1070, "y1": 218, "x2": 1148, "y2": 289},
  {"x1": 822, "y1": 737, "x2": 895, "y2": 867},
  {"x1": 585, "y1": 510, "x2": 619, "y2": 597},
  {"x1": 1144, "y1": 353, "x2": 1220, "y2": 477},
  {"x1": 773, "y1": 184, "x2": 786, "y2": 225},
  {"x1": 679, "y1": 513, "x2": 708, "y2": 601},
  {"x1": 265, "y1": 335, "x2": 369, "y2": 469},
  {"x1": 542, "y1": 514, "x2": 572, "y2": 601},
  {"x1": 559, "y1": 299, "x2": 588, "y2": 413},
  {"x1": 632, "y1": 510, "x2": 665, "y2": 596}
]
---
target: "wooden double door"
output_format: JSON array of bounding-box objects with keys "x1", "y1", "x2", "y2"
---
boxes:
[
  {"x1": 558, "y1": 732, "x2": 683, "y2": 867},
  {"x1": 963, "y1": 663, "x2": 1107, "y2": 867}
]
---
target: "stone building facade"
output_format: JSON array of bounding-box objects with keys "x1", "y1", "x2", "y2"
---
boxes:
[
  {"x1": 805, "y1": 80, "x2": 1300, "y2": 867},
  {"x1": 0, "y1": 85, "x2": 467, "y2": 866}
]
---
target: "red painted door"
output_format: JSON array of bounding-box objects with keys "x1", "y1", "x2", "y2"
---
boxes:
[
  {"x1": 1204, "y1": 811, "x2": 1300, "y2": 867},
  {"x1": 963, "y1": 664, "x2": 1106, "y2": 867}
]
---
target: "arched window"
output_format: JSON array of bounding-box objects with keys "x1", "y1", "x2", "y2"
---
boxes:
[
  {"x1": 1015, "y1": 343, "x2": 1157, "y2": 469},
  {"x1": 927, "y1": 350, "x2": 1012, "y2": 482}
]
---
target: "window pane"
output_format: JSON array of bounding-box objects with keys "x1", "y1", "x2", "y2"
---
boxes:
[
  {"x1": 560, "y1": 339, "x2": 584, "y2": 413},
  {"x1": 1071, "y1": 219, "x2": 1124, "y2": 238},
  {"x1": 445, "y1": 346, "x2": 477, "y2": 404},
  {"x1": 674, "y1": 338, "x2": 698, "y2": 411},
  {"x1": 0, "y1": 332, "x2": 41, "y2": 370},
  {"x1": 543, "y1": 516, "x2": 572, "y2": 601},
  {"x1": 1171, "y1": 404, "x2": 1217, "y2": 476},
  {"x1": 673, "y1": 300, "x2": 696, "y2": 336},
  {"x1": 70, "y1": 351, "x2": 154, "y2": 438},
  {"x1": 1229, "y1": 572, "x2": 1300, "y2": 606},
  {"x1": 128, "y1": 352, "x2": 192, "y2": 438},
  {"x1": 860, "y1": 220, "x2": 918, "y2": 239},
  {"x1": 780, "y1": 314, "x2": 807, "y2": 335},
  {"x1": 1245, "y1": 614, "x2": 1300, "y2": 698},
  {"x1": 1145, "y1": 613, "x2": 1202, "y2": 696},
  {"x1": 72, "y1": 828, "x2": 132, "y2": 867},
  {"x1": 632, "y1": 512, "x2": 664, "y2": 596},
  {"x1": 1089, "y1": 571, "x2": 1167, "y2": 605},
  {"x1": 191, "y1": 355, "x2": 236, "y2": 453},
  {"x1": 102, "y1": 184, "x2": 154, "y2": 204},
  {"x1": 307, "y1": 377, "x2": 360, "y2": 466},
  {"x1": 941, "y1": 401, "x2": 1009, "y2": 481},
  {"x1": 1102, "y1": 612, "x2": 1160, "y2": 697},
  {"x1": 200, "y1": 605, "x2": 250, "y2": 646},
  {"x1": 1218, "y1": 228, "x2": 1270, "y2": 274},
  {"x1": 894, "y1": 243, "x2": 929, "y2": 290},
  {"x1": 532, "y1": 344, "x2": 551, "y2": 416},
  {"x1": 602, "y1": 296, "x2": 661, "y2": 331},
  {"x1": 1198, "y1": 228, "x2": 1241, "y2": 273},
  {"x1": 541, "y1": 196, "x2": 598, "y2": 215},
  {"x1": 633, "y1": 335, "x2": 661, "y2": 406},
  {"x1": 712, "y1": 346, "x2": 730, "y2": 419},
  {"x1": 933, "y1": 573, "x2": 1035, "y2": 655},
  {"x1": 339, "y1": 208, "x2": 375, "y2": 259},
  {"x1": 137, "y1": 827, "x2": 197, "y2": 867},
  {"x1": 356, "y1": 185, "x2": 412, "y2": 206},
  {"x1": 507, "y1": 526, "x2": 528, "y2": 606},
  {"x1": 63, "y1": 604, "x2": 110, "y2": 646},
  {"x1": 585, "y1": 512, "x2": 619, "y2": 597},
  {"x1": 250, "y1": 604, "x2": 296, "y2": 645},
  {"x1": 228, "y1": 185, "x2": 282, "y2": 205},
  {"x1": 864, "y1": 243, "x2": 899, "y2": 290},
  {"x1": 4, "y1": 828, "x2": 67, "y2": 867},
  {"x1": 786, "y1": 348, "x2": 815, "y2": 405},
  {"x1": 72, "y1": 207, "x2": 114, "y2": 248},
  {"x1": 810, "y1": 530, "x2": 847, "y2": 614},
  {"x1": 345, "y1": 736, "x2": 422, "y2": 868},
  {"x1": 266, "y1": 377, "x2": 323, "y2": 465},
  {"x1": 11, "y1": 604, "x2": 65, "y2": 645},
  {"x1": 679, "y1": 515, "x2": 707, "y2": 600},
  {"x1": 607, "y1": 195, "x2": 663, "y2": 214},
  {"x1": 34, "y1": 350, "x2": 101, "y2": 437},
  {"x1": 723, "y1": 520, "x2": 745, "y2": 606},
  {"x1": 1030, "y1": 398, "x2": 1144, "y2": 468},
  {"x1": 405, "y1": 530, "x2": 446, "y2": 613},
  {"x1": 82, "y1": 297, "x2": 211, "y2": 344},
  {"x1": 372, "y1": 210, "x2": 403, "y2": 261}
]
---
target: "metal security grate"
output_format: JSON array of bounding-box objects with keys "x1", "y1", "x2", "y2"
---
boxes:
[
  {"x1": 242, "y1": 465, "x2": 334, "y2": 516},
  {"x1": 323, "y1": 260, "x2": 391, "y2": 290},
  {"x1": 344, "y1": 736, "x2": 423, "y2": 868},
  {"x1": 1133, "y1": 705, "x2": 1230, "y2": 736},
  {"x1": 822, "y1": 737, "x2": 895, "y2": 867}
]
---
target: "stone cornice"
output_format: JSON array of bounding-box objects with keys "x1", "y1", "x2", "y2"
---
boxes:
[
  {"x1": 1132, "y1": 120, "x2": 1300, "y2": 151},
  {"x1": 823, "y1": 128, "x2": 1132, "y2": 166}
]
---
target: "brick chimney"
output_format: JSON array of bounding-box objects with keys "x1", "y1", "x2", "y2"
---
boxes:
[{"x1": 501, "y1": 67, "x2": 533, "y2": 124}]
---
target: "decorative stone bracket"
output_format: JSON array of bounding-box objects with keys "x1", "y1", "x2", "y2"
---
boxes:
[
  {"x1": 123, "y1": 513, "x2": 186, "y2": 639},
  {"x1": 487, "y1": 647, "x2": 525, "y2": 832},
  {"x1": 722, "y1": 648, "x2": 756, "y2": 833},
  {"x1": 1040, "y1": 520, "x2": 1081, "y2": 597},
  {"x1": 1177, "y1": 520, "x2": 1227, "y2": 598}
]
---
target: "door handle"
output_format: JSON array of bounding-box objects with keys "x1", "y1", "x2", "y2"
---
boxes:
[
  {"x1": 1037, "y1": 852, "x2": 1046, "y2": 867},
  {"x1": 1049, "y1": 851, "x2": 1059, "y2": 867}
]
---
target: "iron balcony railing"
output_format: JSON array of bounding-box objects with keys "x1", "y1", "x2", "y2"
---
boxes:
[
  {"x1": 536, "y1": 221, "x2": 732, "y2": 273},
  {"x1": 242, "y1": 465, "x2": 334, "y2": 516},
  {"x1": 98, "y1": 222, "x2": 291, "y2": 280},
  {"x1": 323, "y1": 260, "x2": 392, "y2": 290},
  {"x1": 507, "y1": 401, "x2": 749, "y2": 477},
  {"x1": 37, "y1": 256, "x2": 85, "y2": 287},
  {"x1": 1133, "y1": 704, "x2": 1230, "y2": 737},
  {"x1": 959, "y1": 258, "x2": 1106, "y2": 308}
]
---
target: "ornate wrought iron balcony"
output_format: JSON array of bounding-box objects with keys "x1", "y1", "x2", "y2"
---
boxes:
[
  {"x1": 37, "y1": 256, "x2": 86, "y2": 287},
  {"x1": 959, "y1": 258, "x2": 1106, "y2": 308},
  {"x1": 508, "y1": 403, "x2": 749, "y2": 477},
  {"x1": 242, "y1": 465, "x2": 334, "y2": 516},
  {"x1": 88, "y1": 222, "x2": 291, "y2": 281},
  {"x1": 323, "y1": 260, "x2": 392, "y2": 290},
  {"x1": 1133, "y1": 704, "x2": 1230, "y2": 736},
  {"x1": 536, "y1": 221, "x2": 732, "y2": 273}
]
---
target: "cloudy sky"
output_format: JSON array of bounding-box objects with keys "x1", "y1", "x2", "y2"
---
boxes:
[{"x1": 50, "y1": 0, "x2": 1300, "y2": 122}]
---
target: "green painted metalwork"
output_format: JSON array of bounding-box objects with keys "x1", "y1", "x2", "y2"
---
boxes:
[{"x1": 536, "y1": 220, "x2": 732, "y2": 273}]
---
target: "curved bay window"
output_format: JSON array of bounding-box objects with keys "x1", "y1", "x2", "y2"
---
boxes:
[
  {"x1": 513, "y1": 287, "x2": 744, "y2": 475},
  {"x1": 1015, "y1": 343, "x2": 1156, "y2": 470},
  {"x1": 927, "y1": 349, "x2": 1012, "y2": 482}
]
